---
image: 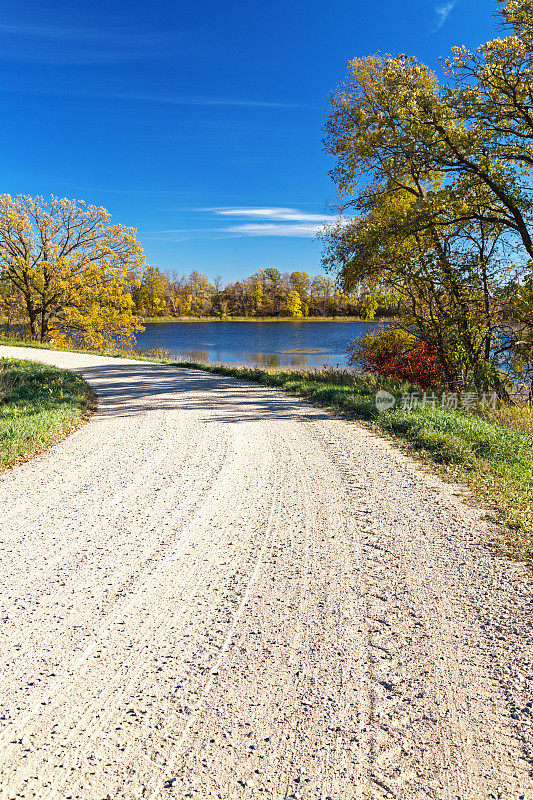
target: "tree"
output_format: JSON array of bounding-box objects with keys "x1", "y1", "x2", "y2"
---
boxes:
[
  {"x1": 247, "y1": 272, "x2": 265, "y2": 315},
  {"x1": 0, "y1": 195, "x2": 144, "y2": 347},
  {"x1": 187, "y1": 271, "x2": 214, "y2": 316},
  {"x1": 285, "y1": 290, "x2": 303, "y2": 317},
  {"x1": 262, "y1": 267, "x2": 283, "y2": 314},
  {"x1": 212, "y1": 274, "x2": 224, "y2": 316},
  {"x1": 136, "y1": 265, "x2": 168, "y2": 317},
  {"x1": 310, "y1": 275, "x2": 335, "y2": 316},
  {"x1": 348, "y1": 328, "x2": 445, "y2": 389},
  {"x1": 322, "y1": 0, "x2": 533, "y2": 391},
  {"x1": 223, "y1": 280, "x2": 249, "y2": 316},
  {"x1": 166, "y1": 273, "x2": 190, "y2": 316},
  {"x1": 325, "y1": 44, "x2": 533, "y2": 260},
  {"x1": 322, "y1": 176, "x2": 512, "y2": 390}
]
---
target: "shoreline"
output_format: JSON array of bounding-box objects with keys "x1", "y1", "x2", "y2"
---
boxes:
[
  {"x1": 1, "y1": 340, "x2": 531, "y2": 556},
  {"x1": 2, "y1": 316, "x2": 393, "y2": 327},
  {"x1": 139, "y1": 315, "x2": 390, "y2": 324}
]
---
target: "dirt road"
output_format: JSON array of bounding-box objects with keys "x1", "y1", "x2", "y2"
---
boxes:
[{"x1": 0, "y1": 345, "x2": 531, "y2": 800}]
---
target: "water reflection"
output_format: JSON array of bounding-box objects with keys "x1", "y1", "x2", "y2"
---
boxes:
[
  {"x1": 181, "y1": 350, "x2": 210, "y2": 363},
  {"x1": 175, "y1": 349, "x2": 329, "y2": 368}
]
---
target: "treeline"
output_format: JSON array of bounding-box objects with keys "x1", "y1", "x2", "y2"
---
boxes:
[{"x1": 132, "y1": 266, "x2": 395, "y2": 319}]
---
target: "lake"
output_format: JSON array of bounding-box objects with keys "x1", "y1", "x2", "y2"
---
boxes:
[{"x1": 134, "y1": 320, "x2": 384, "y2": 368}]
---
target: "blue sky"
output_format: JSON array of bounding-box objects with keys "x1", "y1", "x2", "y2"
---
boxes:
[{"x1": 1, "y1": 0, "x2": 496, "y2": 282}]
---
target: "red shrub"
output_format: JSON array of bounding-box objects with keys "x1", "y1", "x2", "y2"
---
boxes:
[{"x1": 348, "y1": 329, "x2": 444, "y2": 389}]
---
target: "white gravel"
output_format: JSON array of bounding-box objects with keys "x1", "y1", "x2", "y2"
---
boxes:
[{"x1": 0, "y1": 345, "x2": 531, "y2": 800}]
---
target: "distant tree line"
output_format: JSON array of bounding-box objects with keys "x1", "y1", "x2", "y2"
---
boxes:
[{"x1": 132, "y1": 266, "x2": 396, "y2": 319}]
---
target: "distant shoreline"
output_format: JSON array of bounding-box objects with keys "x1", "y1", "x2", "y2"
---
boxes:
[
  {"x1": 2, "y1": 315, "x2": 392, "y2": 327},
  {"x1": 139, "y1": 315, "x2": 389, "y2": 324}
]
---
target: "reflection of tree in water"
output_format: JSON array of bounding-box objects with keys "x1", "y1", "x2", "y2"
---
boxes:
[
  {"x1": 250, "y1": 352, "x2": 282, "y2": 368},
  {"x1": 181, "y1": 350, "x2": 210, "y2": 363},
  {"x1": 178, "y1": 350, "x2": 313, "y2": 368},
  {"x1": 249, "y1": 352, "x2": 311, "y2": 368}
]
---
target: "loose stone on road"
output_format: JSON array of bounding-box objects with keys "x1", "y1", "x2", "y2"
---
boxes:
[{"x1": 0, "y1": 346, "x2": 531, "y2": 800}]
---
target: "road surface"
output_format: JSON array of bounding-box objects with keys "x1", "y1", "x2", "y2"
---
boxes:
[{"x1": 0, "y1": 346, "x2": 531, "y2": 800}]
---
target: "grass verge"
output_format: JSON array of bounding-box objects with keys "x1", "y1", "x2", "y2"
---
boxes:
[{"x1": 0, "y1": 358, "x2": 95, "y2": 471}]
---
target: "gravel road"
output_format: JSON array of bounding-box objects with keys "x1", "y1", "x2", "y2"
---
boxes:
[{"x1": 0, "y1": 345, "x2": 532, "y2": 800}]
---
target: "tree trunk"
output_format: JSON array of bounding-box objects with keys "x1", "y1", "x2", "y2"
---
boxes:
[{"x1": 24, "y1": 295, "x2": 37, "y2": 339}]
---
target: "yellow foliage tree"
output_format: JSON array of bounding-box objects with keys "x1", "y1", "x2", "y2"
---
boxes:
[
  {"x1": 285, "y1": 290, "x2": 303, "y2": 317},
  {"x1": 321, "y1": 0, "x2": 533, "y2": 391},
  {"x1": 137, "y1": 265, "x2": 169, "y2": 317},
  {"x1": 0, "y1": 195, "x2": 145, "y2": 348}
]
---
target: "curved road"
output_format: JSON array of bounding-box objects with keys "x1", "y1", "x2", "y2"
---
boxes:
[{"x1": 0, "y1": 346, "x2": 531, "y2": 800}]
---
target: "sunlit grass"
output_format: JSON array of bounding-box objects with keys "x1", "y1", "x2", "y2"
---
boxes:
[
  {"x1": 0, "y1": 359, "x2": 95, "y2": 470},
  {"x1": 480, "y1": 403, "x2": 533, "y2": 434}
]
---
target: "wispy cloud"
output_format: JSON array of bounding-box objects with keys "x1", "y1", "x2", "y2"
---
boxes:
[
  {"x1": 142, "y1": 207, "x2": 340, "y2": 241},
  {"x1": 211, "y1": 207, "x2": 336, "y2": 222},
  {"x1": 433, "y1": 1, "x2": 456, "y2": 31},
  {"x1": 210, "y1": 206, "x2": 338, "y2": 236},
  {"x1": 0, "y1": 22, "x2": 180, "y2": 64},
  {"x1": 108, "y1": 95, "x2": 304, "y2": 109},
  {"x1": 0, "y1": 83, "x2": 305, "y2": 110},
  {"x1": 0, "y1": 24, "x2": 160, "y2": 43},
  {"x1": 222, "y1": 222, "x2": 327, "y2": 237}
]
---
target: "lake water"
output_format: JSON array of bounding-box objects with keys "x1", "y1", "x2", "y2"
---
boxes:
[{"x1": 134, "y1": 320, "x2": 383, "y2": 368}]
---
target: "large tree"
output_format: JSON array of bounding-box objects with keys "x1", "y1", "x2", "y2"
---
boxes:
[
  {"x1": 322, "y1": 0, "x2": 533, "y2": 391},
  {"x1": 0, "y1": 195, "x2": 144, "y2": 347},
  {"x1": 325, "y1": 0, "x2": 533, "y2": 258}
]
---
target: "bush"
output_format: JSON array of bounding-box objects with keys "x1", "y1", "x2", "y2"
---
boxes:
[{"x1": 347, "y1": 328, "x2": 444, "y2": 390}]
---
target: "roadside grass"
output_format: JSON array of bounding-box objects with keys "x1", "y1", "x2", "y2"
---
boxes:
[
  {"x1": 480, "y1": 403, "x2": 533, "y2": 434},
  {"x1": 0, "y1": 358, "x2": 95, "y2": 471},
  {"x1": 1, "y1": 336, "x2": 531, "y2": 557}
]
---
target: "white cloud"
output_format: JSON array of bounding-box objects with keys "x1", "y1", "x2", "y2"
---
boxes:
[
  {"x1": 433, "y1": 1, "x2": 456, "y2": 31},
  {"x1": 211, "y1": 206, "x2": 337, "y2": 222},
  {"x1": 208, "y1": 206, "x2": 338, "y2": 236},
  {"x1": 141, "y1": 207, "x2": 341, "y2": 241},
  {"x1": 223, "y1": 222, "x2": 326, "y2": 237}
]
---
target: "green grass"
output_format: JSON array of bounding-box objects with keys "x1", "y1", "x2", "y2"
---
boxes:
[
  {"x1": 1, "y1": 336, "x2": 531, "y2": 558},
  {"x1": 0, "y1": 358, "x2": 95, "y2": 471}
]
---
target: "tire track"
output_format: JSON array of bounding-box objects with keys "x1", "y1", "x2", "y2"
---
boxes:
[{"x1": 0, "y1": 346, "x2": 530, "y2": 800}]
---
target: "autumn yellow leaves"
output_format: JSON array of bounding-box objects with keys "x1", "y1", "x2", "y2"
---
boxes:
[{"x1": 0, "y1": 195, "x2": 144, "y2": 349}]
